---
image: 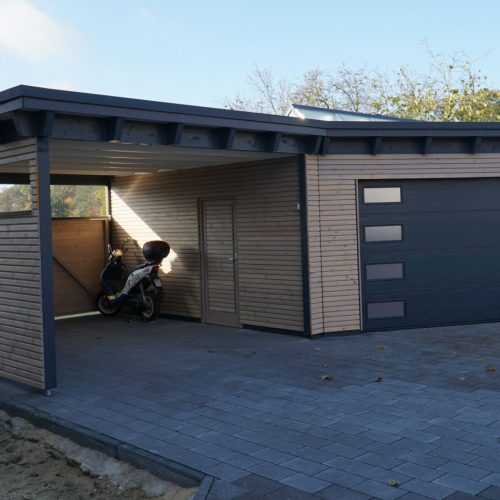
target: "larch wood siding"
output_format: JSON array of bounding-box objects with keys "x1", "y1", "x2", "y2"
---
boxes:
[
  {"x1": 306, "y1": 153, "x2": 500, "y2": 335},
  {"x1": 111, "y1": 157, "x2": 304, "y2": 332},
  {"x1": 0, "y1": 140, "x2": 46, "y2": 388}
]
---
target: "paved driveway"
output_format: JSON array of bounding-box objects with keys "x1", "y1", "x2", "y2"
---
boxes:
[{"x1": 2, "y1": 317, "x2": 500, "y2": 499}]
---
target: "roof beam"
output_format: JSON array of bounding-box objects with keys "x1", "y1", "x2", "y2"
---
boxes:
[
  {"x1": 37, "y1": 111, "x2": 54, "y2": 137},
  {"x1": 266, "y1": 132, "x2": 282, "y2": 152},
  {"x1": 306, "y1": 136, "x2": 323, "y2": 154},
  {"x1": 319, "y1": 137, "x2": 331, "y2": 155},
  {"x1": 422, "y1": 136, "x2": 433, "y2": 155},
  {"x1": 371, "y1": 136, "x2": 383, "y2": 155},
  {"x1": 164, "y1": 123, "x2": 184, "y2": 146},
  {"x1": 219, "y1": 127, "x2": 236, "y2": 149},
  {"x1": 471, "y1": 136, "x2": 482, "y2": 155},
  {"x1": 107, "y1": 117, "x2": 124, "y2": 142}
]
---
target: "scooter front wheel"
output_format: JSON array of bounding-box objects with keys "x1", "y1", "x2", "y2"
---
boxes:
[{"x1": 97, "y1": 292, "x2": 121, "y2": 316}]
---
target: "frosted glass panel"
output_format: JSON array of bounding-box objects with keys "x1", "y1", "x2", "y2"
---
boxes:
[
  {"x1": 364, "y1": 187, "x2": 401, "y2": 203},
  {"x1": 365, "y1": 225, "x2": 402, "y2": 242},
  {"x1": 367, "y1": 301, "x2": 405, "y2": 319},
  {"x1": 366, "y1": 263, "x2": 404, "y2": 280}
]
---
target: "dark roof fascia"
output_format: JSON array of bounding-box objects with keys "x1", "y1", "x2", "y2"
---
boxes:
[
  {"x1": 0, "y1": 85, "x2": 327, "y2": 136},
  {"x1": 2, "y1": 85, "x2": 500, "y2": 135},
  {"x1": 325, "y1": 121, "x2": 500, "y2": 137},
  {"x1": 1, "y1": 86, "x2": 500, "y2": 155}
]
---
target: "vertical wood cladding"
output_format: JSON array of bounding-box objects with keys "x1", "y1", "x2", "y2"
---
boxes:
[{"x1": 111, "y1": 157, "x2": 304, "y2": 332}]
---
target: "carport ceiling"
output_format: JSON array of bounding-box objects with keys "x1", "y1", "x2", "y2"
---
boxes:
[{"x1": 48, "y1": 140, "x2": 289, "y2": 176}]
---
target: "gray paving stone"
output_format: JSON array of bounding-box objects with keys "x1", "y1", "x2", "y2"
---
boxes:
[
  {"x1": 332, "y1": 433, "x2": 373, "y2": 449},
  {"x1": 263, "y1": 485, "x2": 317, "y2": 499},
  {"x1": 396, "y1": 451, "x2": 447, "y2": 469},
  {"x1": 397, "y1": 494, "x2": 430, "y2": 500},
  {"x1": 192, "y1": 442, "x2": 235, "y2": 461},
  {"x1": 322, "y1": 442, "x2": 366, "y2": 459},
  {"x1": 431, "y1": 437, "x2": 479, "y2": 453},
  {"x1": 207, "y1": 479, "x2": 249, "y2": 500},
  {"x1": 468, "y1": 458, "x2": 500, "y2": 476},
  {"x1": 443, "y1": 492, "x2": 479, "y2": 500},
  {"x1": 470, "y1": 445, "x2": 500, "y2": 461},
  {"x1": 355, "y1": 451, "x2": 403, "y2": 469},
  {"x1": 224, "y1": 451, "x2": 263, "y2": 469},
  {"x1": 362, "y1": 429, "x2": 402, "y2": 444},
  {"x1": 279, "y1": 473, "x2": 330, "y2": 494},
  {"x1": 393, "y1": 462, "x2": 444, "y2": 481},
  {"x1": 351, "y1": 479, "x2": 407, "y2": 499},
  {"x1": 204, "y1": 463, "x2": 250, "y2": 482},
  {"x1": 437, "y1": 461, "x2": 489, "y2": 480},
  {"x1": 328, "y1": 422, "x2": 367, "y2": 435},
  {"x1": 428, "y1": 447, "x2": 478, "y2": 464},
  {"x1": 391, "y1": 418, "x2": 432, "y2": 431},
  {"x1": 401, "y1": 478, "x2": 456, "y2": 499},
  {"x1": 317, "y1": 483, "x2": 370, "y2": 500},
  {"x1": 365, "y1": 420, "x2": 407, "y2": 434},
  {"x1": 265, "y1": 437, "x2": 303, "y2": 453},
  {"x1": 314, "y1": 467, "x2": 364, "y2": 488},
  {"x1": 480, "y1": 472, "x2": 500, "y2": 486},
  {"x1": 251, "y1": 448, "x2": 295, "y2": 465},
  {"x1": 247, "y1": 462, "x2": 295, "y2": 481},
  {"x1": 292, "y1": 447, "x2": 338, "y2": 464},
  {"x1": 396, "y1": 428, "x2": 440, "y2": 444},
  {"x1": 325, "y1": 456, "x2": 376, "y2": 478},
  {"x1": 433, "y1": 473, "x2": 488, "y2": 495},
  {"x1": 281, "y1": 457, "x2": 327, "y2": 475},
  {"x1": 177, "y1": 452, "x2": 221, "y2": 471},
  {"x1": 480, "y1": 485, "x2": 500, "y2": 499},
  {"x1": 233, "y1": 474, "x2": 283, "y2": 495}
]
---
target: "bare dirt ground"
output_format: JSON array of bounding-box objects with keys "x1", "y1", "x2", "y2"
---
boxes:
[{"x1": 0, "y1": 411, "x2": 197, "y2": 500}]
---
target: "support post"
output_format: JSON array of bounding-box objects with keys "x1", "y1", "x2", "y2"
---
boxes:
[
  {"x1": 298, "y1": 155, "x2": 311, "y2": 337},
  {"x1": 35, "y1": 137, "x2": 57, "y2": 390}
]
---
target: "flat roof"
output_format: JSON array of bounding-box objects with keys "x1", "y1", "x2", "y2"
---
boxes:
[{"x1": 1, "y1": 85, "x2": 500, "y2": 156}]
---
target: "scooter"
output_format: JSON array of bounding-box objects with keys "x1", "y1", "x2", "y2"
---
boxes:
[{"x1": 97, "y1": 238, "x2": 170, "y2": 321}]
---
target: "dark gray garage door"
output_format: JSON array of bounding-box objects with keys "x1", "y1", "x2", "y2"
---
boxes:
[{"x1": 359, "y1": 178, "x2": 500, "y2": 330}]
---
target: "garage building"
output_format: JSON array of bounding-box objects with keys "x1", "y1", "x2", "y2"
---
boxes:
[{"x1": 0, "y1": 86, "x2": 500, "y2": 390}]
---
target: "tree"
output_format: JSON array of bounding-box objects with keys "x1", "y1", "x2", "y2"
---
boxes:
[
  {"x1": 225, "y1": 51, "x2": 500, "y2": 122},
  {"x1": 0, "y1": 184, "x2": 107, "y2": 217}
]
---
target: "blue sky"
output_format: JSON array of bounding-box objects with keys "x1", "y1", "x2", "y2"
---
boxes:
[{"x1": 0, "y1": 0, "x2": 499, "y2": 107}]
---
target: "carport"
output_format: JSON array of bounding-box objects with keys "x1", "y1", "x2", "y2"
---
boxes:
[
  {"x1": 0, "y1": 85, "x2": 325, "y2": 391},
  {"x1": 2, "y1": 85, "x2": 500, "y2": 393}
]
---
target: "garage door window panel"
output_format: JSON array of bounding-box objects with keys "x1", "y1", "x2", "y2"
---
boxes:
[
  {"x1": 363, "y1": 187, "x2": 402, "y2": 204},
  {"x1": 367, "y1": 301, "x2": 406, "y2": 319},
  {"x1": 364, "y1": 225, "x2": 403, "y2": 243},
  {"x1": 366, "y1": 262, "x2": 404, "y2": 281}
]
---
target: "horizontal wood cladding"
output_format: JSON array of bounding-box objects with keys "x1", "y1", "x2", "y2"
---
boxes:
[
  {"x1": 111, "y1": 157, "x2": 303, "y2": 331},
  {"x1": 306, "y1": 153, "x2": 500, "y2": 335},
  {"x1": 0, "y1": 215, "x2": 44, "y2": 388},
  {"x1": 0, "y1": 140, "x2": 46, "y2": 388},
  {"x1": 0, "y1": 138, "x2": 37, "y2": 166}
]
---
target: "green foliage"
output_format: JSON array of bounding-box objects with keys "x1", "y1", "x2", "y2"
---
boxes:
[
  {"x1": 225, "y1": 50, "x2": 500, "y2": 122},
  {"x1": 50, "y1": 185, "x2": 107, "y2": 218},
  {"x1": 0, "y1": 184, "x2": 31, "y2": 212},
  {"x1": 0, "y1": 184, "x2": 107, "y2": 217}
]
